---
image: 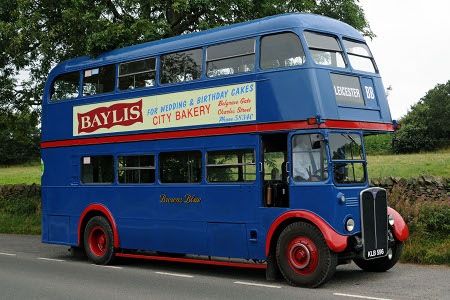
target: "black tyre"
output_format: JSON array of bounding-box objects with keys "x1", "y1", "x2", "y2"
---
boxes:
[
  {"x1": 83, "y1": 216, "x2": 115, "y2": 265},
  {"x1": 353, "y1": 242, "x2": 403, "y2": 272},
  {"x1": 70, "y1": 246, "x2": 86, "y2": 259},
  {"x1": 276, "y1": 222, "x2": 337, "y2": 288}
]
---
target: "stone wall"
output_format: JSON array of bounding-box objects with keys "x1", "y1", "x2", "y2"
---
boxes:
[
  {"x1": 0, "y1": 184, "x2": 41, "y2": 200},
  {"x1": 371, "y1": 176, "x2": 450, "y2": 202},
  {"x1": 0, "y1": 177, "x2": 448, "y2": 203}
]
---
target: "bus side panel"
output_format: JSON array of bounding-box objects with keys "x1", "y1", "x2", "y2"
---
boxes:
[
  {"x1": 116, "y1": 185, "x2": 209, "y2": 255},
  {"x1": 207, "y1": 223, "x2": 248, "y2": 258}
]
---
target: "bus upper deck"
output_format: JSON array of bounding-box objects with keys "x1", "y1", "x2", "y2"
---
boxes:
[{"x1": 41, "y1": 13, "x2": 393, "y2": 147}]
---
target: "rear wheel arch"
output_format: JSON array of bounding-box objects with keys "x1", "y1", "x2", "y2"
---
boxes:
[{"x1": 78, "y1": 204, "x2": 120, "y2": 249}]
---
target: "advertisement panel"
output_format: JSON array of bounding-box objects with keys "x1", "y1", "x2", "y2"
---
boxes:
[{"x1": 73, "y1": 82, "x2": 256, "y2": 136}]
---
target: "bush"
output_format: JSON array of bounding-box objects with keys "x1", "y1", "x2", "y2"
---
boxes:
[
  {"x1": 394, "y1": 81, "x2": 450, "y2": 153},
  {"x1": 0, "y1": 195, "x2": 40, "y2": 216},
  {"x1": 364, "y1": 134, "x2": 393, "y2": 155},
  {"x1": 418, "y1": 204, "x2": 450, "y2": 236},
  {"x1": 0, "y1": 189, "x2": 41, "y2": 235},
  {"x1": 0, "y1": 110, "x2": 40, "y2": 165},
  {"x1": 393, "y1": 123, "x2": 437, "y2": 153}
]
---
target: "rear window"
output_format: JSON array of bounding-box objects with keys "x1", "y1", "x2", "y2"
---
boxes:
[
  {"x1": 51, "y1": 72, "x2": 79, "y2": 101},
  {"x1": 81, "y1": 156, "x2": 114, "y2": 184},
  {"x1": 304, "y1": 31, "x2": 345, "y2": 68},
  {"x1": 83, "y1": 65, "x2": 115, "y2": 96}
]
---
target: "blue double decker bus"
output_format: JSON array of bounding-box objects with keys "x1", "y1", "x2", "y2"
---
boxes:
[{"x1": 41, "y1": 13, "x2": 409, "y2": 287}]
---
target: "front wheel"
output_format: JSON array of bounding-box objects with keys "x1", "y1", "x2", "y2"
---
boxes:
[
  {"x1": 276, "y1": 222, "x2": 337, "y2": 288},
  {"x1": 84, "y1": 216, "x2": 115, "y2": 265},
  {"x1": 353, "y1": 242, "x2": 403, "y2": 272}
]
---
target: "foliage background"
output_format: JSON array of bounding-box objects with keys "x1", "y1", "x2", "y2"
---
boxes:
[{"x1": 0, "y1": 0, "x2": 375, "y2": 164}]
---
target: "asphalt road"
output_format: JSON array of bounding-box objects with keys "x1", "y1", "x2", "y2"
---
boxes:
[{"x1": 0, "y1": 234, "x2": 448, "y2": 300}]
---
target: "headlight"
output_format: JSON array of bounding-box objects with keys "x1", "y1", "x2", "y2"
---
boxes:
[
  {"x1": 337, "y1": 192, "x2": 346, "y2": 204},
  {"x1": 388, "y1": 214, "x2": 395, "y2": 226},
  {"x1": 346, "y1": 218, "x2": 355, "y2": 232}
]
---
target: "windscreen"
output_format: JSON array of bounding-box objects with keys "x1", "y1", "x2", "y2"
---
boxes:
[
  {"x1": 343, "y1": 39, "x2": 377, "y2": 73},
  {"x1": 304, "y1": 31, "x2": 345, "y2": 68},
  {"x1": 292, "y1": 134, "x2": 328, "y2": 182},
  {"x1": 329, "y1": 133, "x2": 366, "y2": 184}
]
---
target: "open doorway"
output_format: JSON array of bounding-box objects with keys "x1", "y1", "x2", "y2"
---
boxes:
[{"x1": 262, "y1": 133, "x2": 289, "y2": 207}]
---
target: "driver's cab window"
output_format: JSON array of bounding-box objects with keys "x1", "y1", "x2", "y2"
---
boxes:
[{"x1": 292, "y1": 134, "x2": 328, "y2": 182}]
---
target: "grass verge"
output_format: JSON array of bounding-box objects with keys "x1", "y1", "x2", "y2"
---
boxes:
[
  {"x1": 0, "y1": 161, "x2": 41, "y2": 185},
  {"x1": 402, "y1": 233, "x2": 450, "y2": 265},
  {"x1": 0, "y1": 213, "x2": 41, "y2": 235},
  {"x1": 367, "y1": 149, "x2": 450, "y2": 178}
]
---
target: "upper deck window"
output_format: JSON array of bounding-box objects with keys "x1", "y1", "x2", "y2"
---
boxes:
[
  {"x1": 260, "y1": 33, "x2": 305, "y2": 69},
  {"x1": 206, "y1": 39, "x2": 255, "y2": 77},
  {"x1": 343, "y1": 39, "x2": 377, "y2": 73},
  {"x1": 304, "y1": 31, "x2": 345, "y2": 68},
  {"x1": 119, "y1": 58, "x2": 156, "y2": 90},
  {"x1": 50, "y1": 72, "x2": 79, "y2": 101},
  {"x1": 161, "y1": 49, "x2": 202, "y2": 84},
  {"x1": 83, "y1": 65, "x2": 115, "y2": 96}
]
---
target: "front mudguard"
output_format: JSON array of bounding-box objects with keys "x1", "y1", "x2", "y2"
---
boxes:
[{"x1": 387, "y1": 207, "x2": 409, "y2": 242}]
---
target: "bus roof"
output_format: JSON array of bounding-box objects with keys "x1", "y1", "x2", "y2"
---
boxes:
[{"x1": 56, "y1": 13, "x2": 363, "y2": 72}]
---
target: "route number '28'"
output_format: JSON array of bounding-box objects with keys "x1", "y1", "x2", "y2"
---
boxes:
[{"x1": 364, "y1": 86, "x2": 375, "y2": 100}]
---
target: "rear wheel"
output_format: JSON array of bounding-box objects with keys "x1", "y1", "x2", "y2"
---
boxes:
[
  {"x1": 353, "y1": 242, "x2": 403, "y2": 272},
  {"x1": 84, "y1": 216, "x2": 115, "y2": 265},
  {"x1": 70, "y1": 246, "x2": 86, "y2": 259},
  {"x1": 276, "y1": 222, "x2": 337, "y2": 288}
]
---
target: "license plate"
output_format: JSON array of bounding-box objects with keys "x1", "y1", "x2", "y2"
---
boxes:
[{"x1": 366, "y1": 248, "x2": 387, "y2": 259}]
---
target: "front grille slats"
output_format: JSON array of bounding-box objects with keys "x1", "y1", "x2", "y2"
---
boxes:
[
  {"x1": 345, "y1": 197, "x2": 359, "y2": 207},
  {"x1": 360, "y1": 188, "x2": 388, "y2": 259}
]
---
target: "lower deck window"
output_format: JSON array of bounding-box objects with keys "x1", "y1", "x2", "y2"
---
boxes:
[
  {"x1": 206, "y1": 149, "x2": 256, "y2": 182},
  {"x1": 118, "y1": 155, "x2": 155, "y2": 184},
  {"x1": 159, "y1": 151, "x2": 202, "y2": 183},
  {"x1": 81, "y1": 156, "x2": 114, "y2": 184}
]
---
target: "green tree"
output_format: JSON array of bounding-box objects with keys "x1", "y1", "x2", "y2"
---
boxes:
[
  {"x1": 1, "y1": 0, "x2": 373, "y2": 111},
  {"x1": 0, "y1": 110, "x2": 40, "y2": 165},
  {"x1": 0, "y1": 0, "x2": 372, "y2": 164},
  {"x1": 393, "y1": 81, "x2": 450, "y2": 153}
]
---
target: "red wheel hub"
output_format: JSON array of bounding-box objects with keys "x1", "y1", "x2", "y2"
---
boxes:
[
  {"x1": 88, "y1": 226, "x2": 108, "y2": 257},
  {"x1": 286, "y1": 236, "x2": 319, "y2": 275}
]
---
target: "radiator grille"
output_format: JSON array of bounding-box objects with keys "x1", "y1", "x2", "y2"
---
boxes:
[{"x1": 360, "y1": 188, "x2": 388, "y2": 259}]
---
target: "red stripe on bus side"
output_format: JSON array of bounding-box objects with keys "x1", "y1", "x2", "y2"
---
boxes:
[
  {"x1": 41, "y1": 120, "x2": 394, "y2": 149},
  {"x1": 115, "y1": 253, "x2": 267, "y2": 269}
]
